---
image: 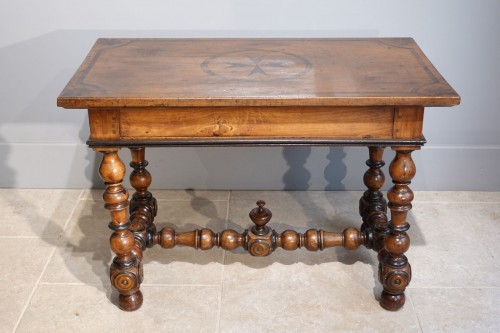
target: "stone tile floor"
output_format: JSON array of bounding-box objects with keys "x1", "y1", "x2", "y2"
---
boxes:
[{"x1": 1, "y1": 189, "x2": 499, "y2": 332}]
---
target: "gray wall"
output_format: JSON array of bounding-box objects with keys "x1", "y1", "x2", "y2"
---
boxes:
[{"x1": 1, "y1": 0, "x2": 499, "y2": 190}]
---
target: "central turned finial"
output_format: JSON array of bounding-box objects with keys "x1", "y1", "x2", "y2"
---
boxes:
[
  {"x1": 249, "y1": 200, "x2": 272, "y2": 236},
  {"x1": 247, "y1": 200, "x2": 274, "y2": 256}
]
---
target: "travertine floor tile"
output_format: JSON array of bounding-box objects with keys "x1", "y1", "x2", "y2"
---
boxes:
[
  {"x1": 16, "y1": 284, "x2": 221, "y2": 333},
  {"x1": 153, "y1": 189, "x2": 230, "y2": 201},
  {"x1": 410, "y1": 288, "x2": 500, "y2": 332},
  {"x1": 40, "y1": 200, "x2": 111, "y2": 285},
  {"x1": 0, "y1": 189, "x2": 81, "y2": 237},
  {"x1": 42, "y1": 197, "x2": 228, "y2": 286},
  {"x1": 220, "y1": 260, "x2": 420, "y2": 332},
  {"x1": 230, "y1": 191, "x2": 363, "y2": 231},
  {"x1": 409, "y1": 202, "x2": 499, "y2": 288},
  {"x1": 0, "y1": 238, "x2": 55, "y2": 333},
  {"x1": 142, "y1": 196, "x2": 228, "y2": 285},
  {"x1": 0, "y1": 285, "x2": 33, "y2": 333},
  {"x1": 228, "y1": 190, "x2": 373, "y2": 264},
  {"x1": 221, "y1": 191, "x2": 422, "y2": 332},
  {"x1": 8, "y1": 189, "x2": 499, "y2": 332}
]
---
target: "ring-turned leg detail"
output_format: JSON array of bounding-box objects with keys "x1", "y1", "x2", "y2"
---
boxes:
[
  {"x1": 97, "y1": 149, "x2": 143, "y2": 311},
  {"x1": 359, "y1": 147, "x2": 389, "y2": 251},
  {"x1": 379, "y1": 148, "x2": 416, "y2": 311},
  {"x1": 129, "y1": 147, "x2": 158, "y2": 258}
]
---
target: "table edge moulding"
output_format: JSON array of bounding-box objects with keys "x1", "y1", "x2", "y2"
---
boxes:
[{"x1": 57, "y1": 38, "x2": 460, "y2": 312}]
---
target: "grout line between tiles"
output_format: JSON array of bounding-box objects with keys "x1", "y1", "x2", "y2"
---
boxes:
[
  {"x1": 408, "y1": 286, "x2": 500, "y2": 289},
  {"x1": 155, "y1": 199, "x2": 230, "y2": 202},
  {"x1": 12, "y1": 195, "x2": 82, "y2": 333},
  {"x1": 39, "y1": 282, "x2": 498, "y2": 290},
  {"x1": 80, "y1": 197, "x2": 230, "y2": 202},
  {"x1": 81, "y1": 199, "x2": 230, "y2": 202},
  {"x1": 78, "y1": 195, "x2": 94, "y2": 201},
  {"x1": 0, "y1": 236, "x2": 60, "y2": 239},
  {"x1": 407, "y1": 290, "x2": 424, "y2": 333},
  {"x1": 141, "y1": 284, "x2": 221, "y2": 287},
  {"x1": 39, "y1": 282, "x2": 222, "y2": 288},
  {"x1": 38, "y1": 282, "x2": 102, "y2": 286},
  {"x1": 413, "y1": 201, "x2": 500, "y2": 204}
]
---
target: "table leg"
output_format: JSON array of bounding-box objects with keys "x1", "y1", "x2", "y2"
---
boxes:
[
  {"x1": 129, "y1": 147, "x2": 158, "y2": 258},
  {"x1": 96, "y1": 149, "x2": 143, "y2": 311},
  {"x1": 378, "y1": 148, "x2": 416, "y2": 311},
  {"x1": 359, "y1": 147, "x2": 389, "y2": 252}
]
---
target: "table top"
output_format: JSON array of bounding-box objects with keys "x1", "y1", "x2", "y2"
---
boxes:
[{"x1": 58, "y1": 38, "x2": 460, "y2": 109}]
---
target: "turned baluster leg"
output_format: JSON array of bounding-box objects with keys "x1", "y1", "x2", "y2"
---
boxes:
[
  {"x1": 359, "y1": 147, "x2": 389, "y2": 251},
  {"x1": 378, "y1": 148, "x2": 416, "y2": 311},
  {"x1": 129, "y1": 147, "x2": 158, "y2": 257},
  {"x1": 96, "y1": 149, "x2": 143, "y2": 311}
]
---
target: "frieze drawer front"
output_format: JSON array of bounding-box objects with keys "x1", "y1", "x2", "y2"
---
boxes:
[{"x1": 119, "y1": 106, "x2": 393, "y2": 139}]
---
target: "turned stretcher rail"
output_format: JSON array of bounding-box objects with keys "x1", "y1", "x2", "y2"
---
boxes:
[
  {"x1": 149, "y1": 201, "x2": 367, "y2": 256},
  {"x1": 154, "y1": 227, "x2": 367, "y2": 255}
]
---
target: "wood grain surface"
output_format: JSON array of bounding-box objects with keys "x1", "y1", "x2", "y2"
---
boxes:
[
  {"x1": 58, "y1": 38, "x2": 460, "y2": 108},
  {"x1": 118, "y1": 106, "x2": 394, "y2": 139}
]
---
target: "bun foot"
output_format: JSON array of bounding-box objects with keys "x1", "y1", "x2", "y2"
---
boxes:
[
  {"x1": 380, "y1": 291, "x2": 405, "y2": 311},
  {"x1": 118, "y1": 290, "x2": 143, "y2": 311}
]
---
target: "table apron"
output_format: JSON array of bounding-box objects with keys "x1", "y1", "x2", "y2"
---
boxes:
[{"x1": 87, "y1": 106, "x2": 425, "y2": 147}]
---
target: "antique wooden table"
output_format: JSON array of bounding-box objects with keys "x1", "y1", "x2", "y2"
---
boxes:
[{"x1": 58, "y1": 38, "x2": 460, "y2": 312}]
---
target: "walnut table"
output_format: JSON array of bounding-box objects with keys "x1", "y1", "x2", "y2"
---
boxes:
[{"x1": 58, "y1": 38, "x2": 460, "y2": 311}]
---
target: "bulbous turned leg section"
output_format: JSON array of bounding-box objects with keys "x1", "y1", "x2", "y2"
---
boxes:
[
  {"x1": 379, "y1": 148, "x2": 416, "y2": 311},
  {"x1": 359, "y1": 147, "x2": 389, "y2": 251},
  {"x1": 96, "y1": 148, "x2": 143, "y2": 311},
  {"x1": 129, "y1": 147, "x2": 158, "y2": 256},
  {"x1": 110, "y1": 259, "x2": 143, "y2": 311}
]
